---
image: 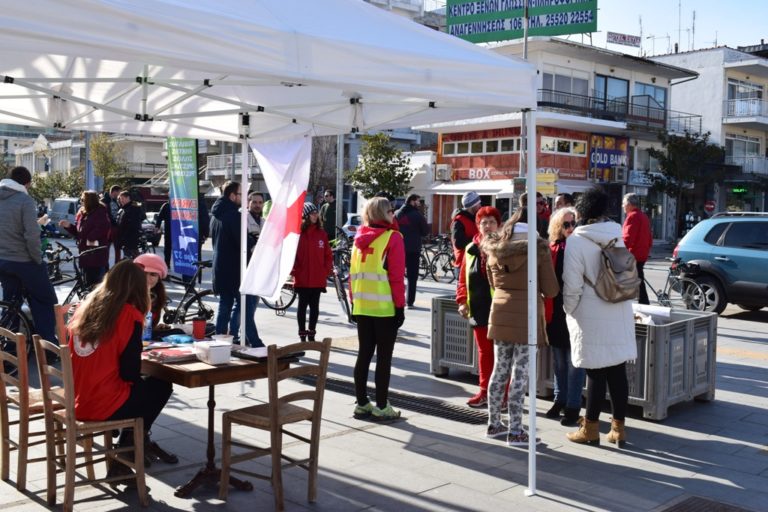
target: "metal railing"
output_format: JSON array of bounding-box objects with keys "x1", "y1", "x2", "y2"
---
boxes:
[
  {"x1": 206, "y1": 153, "x2": 261, "y2": 176},
  {"x1": 537, "y1": 89, "x2": 702, "y2": 134},
  {"x1": 723, "y1": 98, "x2": 768, "y2": 118},
  {"x1": 725, "y1": 155, "x2": 768, "y2": 175}
]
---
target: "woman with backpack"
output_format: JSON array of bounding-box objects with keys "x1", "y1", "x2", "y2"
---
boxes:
[
  {"x1": 482, "y1": 208, "x2": 559, "y2": 446},
  {"x1": 563, "y1": 187, "x2": 637, "y2": 447}
]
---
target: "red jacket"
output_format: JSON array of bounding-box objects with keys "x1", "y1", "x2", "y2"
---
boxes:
[
  {"x1": 70, "y1": 303, "x2": 144, "y2": 421},
  {"x1": 622, "y1": 208, "x2": 652, "y2": 263},
  {"x1": 292, "y1": 224, "x2": 333, "y2": 288},
  {"x1": 348, "y1": 222, "x2": 406, "y2": 309},
  {"x1": 451, "y1": 210, "x2": 478, "y2": 269}
]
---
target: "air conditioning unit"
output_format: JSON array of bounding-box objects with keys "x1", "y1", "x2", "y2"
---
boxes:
[{"x1": 435, "y1": 164, "x2": 452, "y2": 181}]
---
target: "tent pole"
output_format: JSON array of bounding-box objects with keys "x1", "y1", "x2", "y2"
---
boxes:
[
  {"x1": 525, "y1": 108, "x2": 538, "y2": 497},
  {"x1": 336, "y1": 134, "x2": 344, "y2": 232},
  {"x1": 239, "y1": 114, "x2": 251, "y2": 349}
]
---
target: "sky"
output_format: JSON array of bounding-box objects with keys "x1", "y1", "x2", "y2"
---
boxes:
[{"x1": 425, "y1": 0, "x2": 767, "y2": 56}]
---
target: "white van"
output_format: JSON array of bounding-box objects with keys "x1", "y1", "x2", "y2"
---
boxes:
[{"x1": 48, "y1": 197, "x2": 79, "y2": 236}]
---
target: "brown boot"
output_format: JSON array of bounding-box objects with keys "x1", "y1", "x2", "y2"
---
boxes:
[
  {"x1": 605, "y1": 418, "x2": 626, "y2": 447},
  {"x1": 566, "y1": 417, "x2": 600, "y2": 445}
]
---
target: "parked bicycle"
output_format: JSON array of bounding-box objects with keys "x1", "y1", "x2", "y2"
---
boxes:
[
  {"x1": 261, "y1": 280, "x2": 297, "y2": 316},
  {"x1": 48, "y1": 245, "x2": 108, "y2": 304},
  {"x1": 332, "y1": 248, "x2": 352, "y2": 323},
  {"x1": 162, "y1": 260, "x2": 216, "y2": 324},
  {"x1": 645, "y1": 258, "x2": 706, "y2": 311},
  {"x1": 0, "y1": 272, "x2": 34, "y2": 376},
  {"x1": 420, "y1": 234, "x2": 456, "y2": 284}
]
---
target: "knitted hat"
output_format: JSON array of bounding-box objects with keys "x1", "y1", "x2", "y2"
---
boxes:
[
  {"x1": 134, "y1": 253, "x2": 168, "y2": 279},
  {"x1": 302, "y1": 202, "x2": 318, "y2": 218},
  {"x1": 462, "y1": 191, "x2": 481, "y2": 208}
]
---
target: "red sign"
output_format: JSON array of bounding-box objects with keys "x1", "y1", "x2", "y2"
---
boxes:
[{"x1": 704, "y1": 200, "x2": 716, "y2": 213}]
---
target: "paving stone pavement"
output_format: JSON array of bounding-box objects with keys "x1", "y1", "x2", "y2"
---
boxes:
[{"x1": 2, "y1": 248, "x2": 767, "y2": 511}]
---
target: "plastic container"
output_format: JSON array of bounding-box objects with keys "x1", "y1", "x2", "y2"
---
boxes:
[{"x1": 194, "y1": 340, "x2": 232, "y2": 365}]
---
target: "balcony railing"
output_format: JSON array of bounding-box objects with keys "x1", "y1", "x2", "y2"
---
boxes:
[
  {"x1": 537, "y1": 89, "x2": 702, "y2": 134},
  {"x1": 206, "y1": 153, "x2": 261, "y2": 175},
  {"x1": 725, "y1": 155, "x2": 768, "y2": 175},
  {"x1": 723, "y1": 98, "x2": 768, "y2": 118}
]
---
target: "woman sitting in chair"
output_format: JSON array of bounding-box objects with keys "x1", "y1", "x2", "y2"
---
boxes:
[{"x1": 67, "y1": 260, "x2": 174, "y2": 478}]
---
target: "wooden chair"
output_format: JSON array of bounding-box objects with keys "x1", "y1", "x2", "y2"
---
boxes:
[
  {"x1": 219, "y1": 338, "x2": 331, "y2": 511},
  {"x1": 32, "y1": 335, "x2": 149, "y2": 510},
  {"x1": 0, "y1": 327, "x2": 49, "y2": 490},
  {"x1": 54, "y1": 303, "x2": 76, "y2": 347}
]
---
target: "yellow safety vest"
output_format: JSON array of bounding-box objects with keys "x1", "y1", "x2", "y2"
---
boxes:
[{"x1": 350, "y1": 230, "x2": 396, "y2": 317}]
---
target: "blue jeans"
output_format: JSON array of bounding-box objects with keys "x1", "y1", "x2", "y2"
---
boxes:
[
  {"x1": 0, "y1": 260, "x2": 59, "y2": 344},
  {"x1": 215, "y1": 291, "x2": 263, "y2": 347},
  {"x1": 552, "y1": 346, "x2": 585, "y2": 409}
]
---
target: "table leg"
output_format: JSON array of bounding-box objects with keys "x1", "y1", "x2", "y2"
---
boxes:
[{"x1": 174, "y1": 385, "x2": 253, "y2": 497}]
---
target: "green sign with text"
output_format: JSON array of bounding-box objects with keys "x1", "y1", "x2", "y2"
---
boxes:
[{"x1": 446, "y1": 0, "x2": 598, "y2": 44}]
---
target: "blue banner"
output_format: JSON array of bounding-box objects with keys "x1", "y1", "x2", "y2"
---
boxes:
[{"x1": 166, "y1": 137, "x2": 199, "y2": 276}]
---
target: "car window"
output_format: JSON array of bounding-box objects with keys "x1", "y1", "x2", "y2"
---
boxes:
[
  {"x1": 703, "y1": 222, "x2": 728, "y2": 245},
  {"x1": 722, "y1": 222, "x2": 768, "y2": 250}
]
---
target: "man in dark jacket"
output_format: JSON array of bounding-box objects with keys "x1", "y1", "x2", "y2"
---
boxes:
[
  {"x1": 116, "y1": 190, "x2": 144, "y2": 259},
  {"x1": 210, "y1": 181, "x2": 262, "y2": 347},
  {"x1": 0, "y1": 166, "x2": 58, "y2": 345},
  {"x1": 102, "y1": 184, "x2": 122, "y2": 264},
  {"x1": 451, "y1": 191, "x2": 481, "y2": 269},
  {"x1": 395, "y1": 194, "x2": 429, "y2": 308},
  {"x1": 319, "y1": 189, "x2": 338, "y2": 242}
]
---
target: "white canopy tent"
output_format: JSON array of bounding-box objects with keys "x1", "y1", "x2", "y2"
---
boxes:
[{"x1": 0, "y1": 0, "x2": 545, "y2": 495}]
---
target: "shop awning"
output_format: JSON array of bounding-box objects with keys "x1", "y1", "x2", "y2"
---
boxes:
[{"x1": 430, "y1": 180, "x2": 511, "y2": 195}]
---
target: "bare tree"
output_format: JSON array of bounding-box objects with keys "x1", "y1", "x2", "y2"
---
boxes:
[{"x1": 309, "y1": 135, "x2": 338, "y2": 199}]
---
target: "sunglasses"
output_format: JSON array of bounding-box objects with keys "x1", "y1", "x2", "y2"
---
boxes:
[{"x1": 563, "y1": 221, "x2": 575, "y2": 229}]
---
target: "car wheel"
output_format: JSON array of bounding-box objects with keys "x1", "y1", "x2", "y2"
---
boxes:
[
  {"x1": 737, "y1": 304, "x2": 764, "y2": 312},
  {"x1": 696, "y1": 276, "x2": 726, "y2": 314}
]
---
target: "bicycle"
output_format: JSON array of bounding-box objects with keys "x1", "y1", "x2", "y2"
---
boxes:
[
  {"x1": 45, "y1": 241, "x2": 75, "y2": 283},
  {"x1": 331, "y1": 248, "x2": 352, "y2": 323},
  {"x1": 260, "y1": 281, "x2": 297, "y2": 316},
  {"x1": 419, "y1": 234, "x2": 457, "y2": 283},
  {"x1": 48, "y1": 245, "x2": 108, "y2": 304},
  {"x1": 645, "y1": 258, "x2": 706, "y2": 311},
  {"x1": 137, "y1": 233, "x2": 156, "y2": 255},
  {"x1": 162, "y1": 260, "x2": 216, "y2": 324},
  {"x1": 0, "y1": 276, "x2": 34, "y2": 377}
]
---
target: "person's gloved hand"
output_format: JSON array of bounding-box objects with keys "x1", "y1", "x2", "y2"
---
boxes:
[{"x1": 394, "y1": 307, "x2": 405, "y2": 328}]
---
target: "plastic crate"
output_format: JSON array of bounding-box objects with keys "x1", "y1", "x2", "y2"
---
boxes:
[
  {"x1": 629, "y1": 309, "x2": 717, "y2": 420},
  {"x1": 431, "y1": 295, "x2": 554, "y2": 397}
]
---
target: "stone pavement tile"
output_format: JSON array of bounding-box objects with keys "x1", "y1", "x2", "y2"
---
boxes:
[
  {"x1": 669, "y1": 444, "x2": 768, "y2": 475},
  {"x1": 674, "y1": 472, "x2": 768, "y2": 512},
  {"x1": 417, "y1": 482, "x2": 524, "y2": 511}
]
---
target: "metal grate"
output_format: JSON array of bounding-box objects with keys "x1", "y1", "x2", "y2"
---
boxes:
[
  {"x1": 660, "y1": 496, "x2": 756, "y2": 512},
  {"x1": 297, "y1": 375, "x2": 487, "y2": 425}
]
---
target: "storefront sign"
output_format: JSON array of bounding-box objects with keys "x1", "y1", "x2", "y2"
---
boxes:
[
  {"x1": 628, "y1": 169, "x2": 654, "y2": 187},
  {"x1": 446, "y1": 0, "x2": 598, "y2": 44},
  {"x1": 166, "y1": 137, "x2": 199, "y2": 277},
  {"x1": 590, "y1": 135, "x2": 629, "y2": 169}
]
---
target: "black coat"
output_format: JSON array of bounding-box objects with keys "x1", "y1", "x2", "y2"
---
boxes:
[
  {"x1": 395, "y1": 204, "x2": 429, "y2": 254},
  {"x1": 116, "y1": 202, "x2": 144, "y2": 253},
  {"x1": 545, "y1": 240, "x2": 570, "y2": 348},
  {"x1": 210, "y1": 196, "x2": 241, "y2": 294}
]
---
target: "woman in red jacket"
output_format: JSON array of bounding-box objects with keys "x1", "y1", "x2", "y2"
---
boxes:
[
  {"x1": 292, "y1": 202, "x2": 333, "y2": 342},
  {"x1": 68, "y1": 260, "x2": 173, "y2": 478}
]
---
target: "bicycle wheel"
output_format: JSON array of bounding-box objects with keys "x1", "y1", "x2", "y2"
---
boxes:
[
  {"x1": 333, "y1": 272, "x2": 353, "y2": 323},
  {"x1": 261, "y1": 284, "x2": 297, "y2": 316},
  {"x1": 419, "y1": 253, "x2": 430, "y2": 280},
  {"x1": 0, "y1": 301, "x2": 34, "y2": 376},
  {"x1": 177, "y1": 289, "x2": 216, "y2": 323},
  {"x1": 430, "y1": 251, "x2": 457, "y2": 284},
  {"x1": 333, "y1": 250, "x2": 350, "y2": 282},
  {"x1": 665, "y1": 277, "x2": 707, "y2": 311}
]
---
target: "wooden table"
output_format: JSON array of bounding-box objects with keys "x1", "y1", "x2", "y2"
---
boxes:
[{"x1": 141, "y1": 356, "x2": 290, "y2": 497}]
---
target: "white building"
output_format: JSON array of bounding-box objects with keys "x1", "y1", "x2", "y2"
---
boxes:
[
  {"x1": 422, "y1": 37, "x2": 703, "y2": 240},
  {"x1": 654, "y1": 46, "x2": 768, "y2": 212}
]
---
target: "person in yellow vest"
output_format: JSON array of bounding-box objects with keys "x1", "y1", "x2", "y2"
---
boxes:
[{"x1": 349, "y1": 196, "x2": 406, "y2": 420}]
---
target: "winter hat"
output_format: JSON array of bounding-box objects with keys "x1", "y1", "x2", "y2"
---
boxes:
[
  {"x1": 462, "y1": 191, "x2": 481, "y2": 209},
  {"x1": 475, "y1": 206, "x2": 501, "y2": 226},
  {"x1": 134, "y1": 253, "x2": 168, "y2": 279},
  {"x1": 302, "y1": 202, "x2": 319, "y2": 218}
]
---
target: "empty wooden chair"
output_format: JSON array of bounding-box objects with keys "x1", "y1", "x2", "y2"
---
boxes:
[
  {"x1": 33, "y1": 335, "x2": 149, "y2": 511},
  {"x1": 0, "y1": 327, "x2": 48, "y2": 490},
  {"x1": 219, "y1": 338, "x2": 331, "y2": 511}
]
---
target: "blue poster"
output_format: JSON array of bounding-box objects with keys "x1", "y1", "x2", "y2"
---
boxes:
[{"x1": 166, "y1": 137, "x2": 199, "y2": 276}]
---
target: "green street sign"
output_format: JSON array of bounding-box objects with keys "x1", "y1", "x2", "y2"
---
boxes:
[{"x1": 446, "y1": 0, "x2": 598, "y2": 44}]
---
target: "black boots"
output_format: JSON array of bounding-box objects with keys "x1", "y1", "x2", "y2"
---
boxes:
[
  {"x1": 299, "y1": 330, "x2": 317, "y2": 342},
  {"x1": 560, "y1": 408, "x2": 581, "y2": 427},
  {"x1": 545, "y1": 402, "x2": 564, "y2": 419}
]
